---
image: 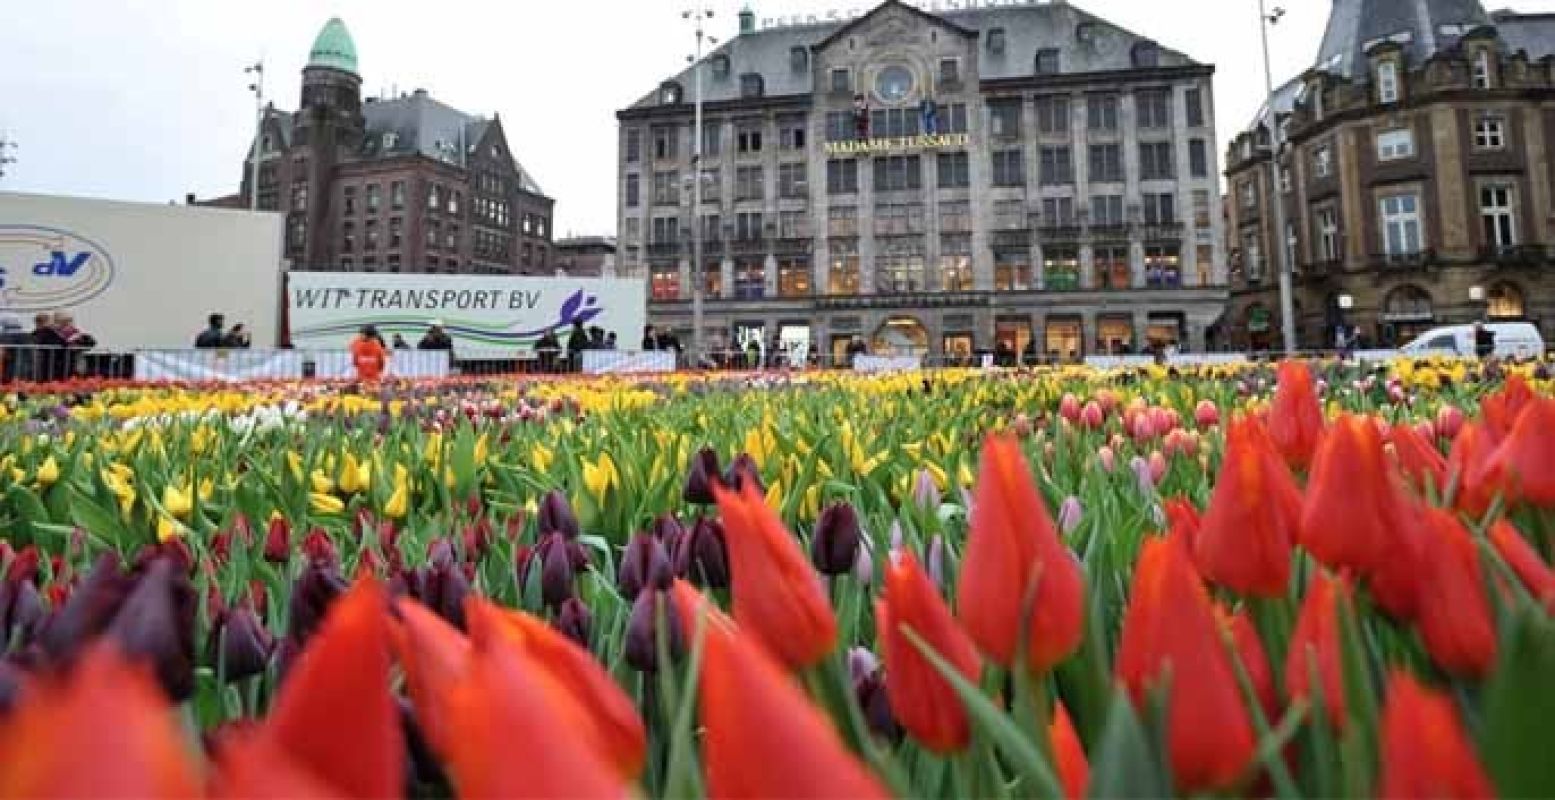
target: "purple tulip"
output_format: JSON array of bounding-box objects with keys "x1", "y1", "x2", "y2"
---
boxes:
[
  {"x1": 673, "y1": 517, "x2": 729, "y2": 589},
  {"x1": 624, "y1": 589, "x2": 683, "y2": 673},
  {"x1": 650, "y1": 513, "x2": 687, "y2": 555},
  {"x1": 209, "y1": 598, "x2": 273, "y2": 683},
  {"x1": 539, "y1": 533, "x2": 576, "y2": 609},
  {"x1": 912, "y1": 469, "x2": 941, "y2": 510},
  {"x1": 926, "y1": 535, "x2": 947, "y2": 590},
  {"x1": 889, "y1": 520, "x2": 904, "y2": 552},
  {"x1": 284, "y1": 562, "x2": 348, "y2": 648},
  {"x1": 683, "y1": 447, "x2": 723, "y2": 505},
  {"x1": 105, "y1": 557, "x2": 197, "y2": 701},
  {"x1": 723, "y1": 453, "x2": 765, "y2": 496},
  {"x1": 849, "y1": 648, "x2": 902, "y2": 744},
  {"x1": 38, "y1": 553, "x2": 134, "y2": 663},
  {"x1": 0, "y1": 577, "x2": 45, "y2": 647},
  {"x1": 852, "y1": 544, "x2": 874, "y2": 587},
  {"x1": 1058, "y1": 495, "x2": 1084, "y2": 535},
  {"x1": 555, "y1": 597, "x2": 593, "y2": 649},
  {"x1": 618, "y1": 533, "x2": 672, "y2": 600},
  {"x1": 537, "y1": 489, "x2": 580, "y2": 539},
  {"x1": 809, "y1": 502, "x2": 862, "y2": 576},
  {"x1": 1131, "y1": 455, "x2": 1155, "y2": 494}
]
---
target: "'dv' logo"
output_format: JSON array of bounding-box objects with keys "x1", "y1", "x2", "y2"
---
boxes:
[{"x1": 33, "y1": 251, "x2": 91, "y2": 276}]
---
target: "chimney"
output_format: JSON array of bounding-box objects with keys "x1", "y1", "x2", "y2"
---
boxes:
[{"x1": 739, "y1": 4, "x2": 756, "y2": 35}]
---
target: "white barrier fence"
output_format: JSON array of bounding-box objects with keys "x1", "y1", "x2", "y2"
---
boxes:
[
  {"x1": 131, "y1": 349, "x2": 453, "y2": 382},
  {"x1": 581, "y1": 350, "x2": 677, "y2": 374},
  {"x1": 853, "y1": 355, "x2": 924, "y2": 373},
  {"x1": 1083, "y1": 353, "x2": 1252, "y2": 370}
]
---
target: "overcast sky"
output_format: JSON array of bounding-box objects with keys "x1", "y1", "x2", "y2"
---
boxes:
[{"x1": 0, "y1": 0, "x2": 1542, "y2": 237}]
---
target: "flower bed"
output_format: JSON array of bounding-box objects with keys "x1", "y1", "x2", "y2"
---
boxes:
[{"x1": 0, "y1": 357, "x2": 1552, "y2": 797}]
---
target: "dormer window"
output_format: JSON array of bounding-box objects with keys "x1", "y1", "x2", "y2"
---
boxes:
[
  {"x1": 1131, "y1": 42, "x2": 1160, "y2": 68},
  {"x1": 1377, "y1": 61, "x2": 1399, "y2": 103},
  {"x1": 382, "y1": 132, "x2": 398, "y2": 150},
  {"x1": 987, "y1": 28, "x2": 1006, "y2": 54},
  {"x1": 660, "y1": 82, "x2": 683, "y2": 105},
  {"x1": 1035, "y1": 48, "x2": 1061, "y2": 75},
  {"x1": 712, "y1": 55, "x2": 731, "y2": 79},
  {"x1": 740, "y1": 73, "x2": 765, "y2": 99},
  {"x1": 1472, "y1": 49, "x2": 1492, "y2": 88},
  {"x1": 790, "y1": 46, "x2": 809, "y2": 74}
]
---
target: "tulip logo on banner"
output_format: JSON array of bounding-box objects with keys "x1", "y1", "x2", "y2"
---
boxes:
[{"x1": 0, "y1": 224, "x2": 117, "y2": 312}]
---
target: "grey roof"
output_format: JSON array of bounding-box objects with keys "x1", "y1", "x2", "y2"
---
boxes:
[
  {"x1": 359, "y1": 91, "x2": 544, "y2": 195},
  {"x1": 628, "y1": 0, "x2": 1202, "y2": 110},
  {"x1": 1492, "y1": 10, "x2": 1555, "y2": 61},
  {"x1": 1248, "y1": 76, "x2": 1304, "y2": 131},
  {"x1": 1313, "y1": 0, "x2": 1494, "y2": 79}
]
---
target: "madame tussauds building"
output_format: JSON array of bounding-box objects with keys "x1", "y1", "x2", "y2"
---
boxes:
[{"x1": 616, "y1": 0, "x2": 1230, "y2": 363}]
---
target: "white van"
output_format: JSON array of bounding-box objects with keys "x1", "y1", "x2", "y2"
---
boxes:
[{"x1": 1400, "y1": 322, "x2": 1545, "y2": 359}]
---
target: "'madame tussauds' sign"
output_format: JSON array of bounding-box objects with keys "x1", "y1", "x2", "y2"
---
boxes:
[
  {"x1": 823, "y1": 132, "x2": 971, "y2": 156},
  {"x1": 286, "y1": 272, "x2": 647, "y2": 349}
]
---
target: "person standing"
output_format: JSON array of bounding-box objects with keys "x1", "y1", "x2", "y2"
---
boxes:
[
  {"x1": 222, "y1": 323, "x2": 252, "y2": 349},
  {"x1": 30, "y1": 314, "x2": 66, "y2": 383},
  {"x1": 566, "y1": 320, "x2": 588, "y2": 372},
  {"x1": 642, "y1": 325, "x2": 658, "y2": 351},
  {"x1": 418, "y1": 321, "x2": 453, "y2": 351},
  {"x1": 195, "y1": 314, "x2": 226, "y2": 348},
  {"x1": 350, "y1": 325, "x2": 390, "y2": 383},
  {"x1": 1473, "y1": 321, "x2": 1496, "y2": 360}
]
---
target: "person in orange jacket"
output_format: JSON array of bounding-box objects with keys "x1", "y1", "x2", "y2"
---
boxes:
[{"x1": 350, "y1": 324, "x2": 390, "y2": 382}]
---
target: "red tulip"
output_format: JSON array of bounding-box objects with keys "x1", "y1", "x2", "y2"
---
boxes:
[
  {"x1": 1195, "y1": 417, "x2": 1300, "y2": 597},
  {"x1": 263, "y1": 516, "x2": 291, "y2": 564},
  {"x1": 1481, "y1": 373, "x2": 1535, "y2": 440},
  {"x1": 1162, "y1": 497, "x2": 1202, "y2": 557},
  {"x1": 679, "y1": 581, "x2": 889, "y2": 799},
  {"x1": 1116, "y1": 536, "x2": 1255, "y2": 792},
  {"x1": 960, "y1": 435, "x2": 1086, "y2": 674},
  {"x1": 1379, "y1": 671, "x2": 1494, "y2": 799},
  {"x1": 392, "y1": 597, "x2": 471, "y2": 756},
  {"x1": 1219, "y1": 606, "x2": 1278, "y2": 721},
  {"x1": 714, "y1": 482, "x2": 837, "y2": 671},
  {"x1": 878, "y1": 551, "x2": 981, "y2": 754},
  {"x1": 1489, "y1": 520, "x2": 1555, "y2": 610},
  {"x1": 1388, "y1": 421, "x2": 1448, "y2": 495},
  {"x1": 1449, "y1": 422, "x2": 1502, "y2": 518},
  {"x1": 0, "y1": 645, "x2": 201, "y2": 797},
  {"x1": 1413, "y1": 507, "x2": 1497, "y2": 678},
  {"x1": 1050, "y1": 701, "x2": 1090, "y2": 800},
  {"x1": 1079, "y1": 401, "x2": 1105, "y2": 430},
  {"x1": 1285, "y1": 572, "x2": 1349, "y2": 730},
  {"x1": 1486, "y1": 396, "x2": 1555, "y2": 508},
  {"x1": 1267, "y1": 361, "x2": 1324, "y2": 470}
]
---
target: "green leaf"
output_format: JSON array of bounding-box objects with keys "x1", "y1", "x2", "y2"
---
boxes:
[
  {"x1": 1483, "y1": 608, "x2": 1555, "y2": 798},
  {"x1": 1085, "y1": 689, "x2": 1172, "y2": 800}
]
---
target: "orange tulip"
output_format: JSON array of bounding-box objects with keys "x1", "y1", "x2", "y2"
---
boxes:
[
  {"x1": 1388, "y1": 421, "x2": 1448, "y2": 496},
  {"x1": 1481, "y1": 373, "x2": 1535, "y2": 440},
  {"x1": 0, "y1": 644, "x2": 201, "y2": 798},
  {"x1": 443, "y1": 611, "x2": 622, "y2": 799},
  {"x1": 714, "y1": 482, "x2": 838, "y2": 671},
  {"x1": 1116, "y1": 536, "x2": 1255, "y2": 792},
  {"x1": 1284, "y1": 572, "x2": 1349, "y2": 730},
  {"x1": 1050, "y1": 701, "x2": 1090, "y2": 800},
  {"x1": 216, "y1": 576, "x2": 402, "y2": 799},
  {"x1": 878, "y1": 550, "x2": 981, "y2": 754},
  {"x1": 1162, "y1": 497, "x2": 1202, "y2": 555},
  {"x1": 1301, "y1": 415, "x2": 1401, "y2": 578},
  {"x1": 1486, "y1": 396, "x2": 1555, "y2": 508},
  {"x1": 1267, "y1": 360, "x2": 1324, "y2": 470},
  {"x1": 1195, "y1": 417, "x2": 1300, "y2": 597},
  {"x1": 1450, "y1": 422, "x2": 1503, "y2": 518},
  {"x1": 1379, "y1": 671, "x2": 1494, "y2": 799},
  {"x1": 1489, "y1": 520, "x2": 1555, "y2": 610},
  {"x1": 1218, "y1": 606, "x2": 1278, "y2": 721},
  {"x1": 688, "y1": 582, "x2": 889, "y2": 799},
  {"x1": 392, "y1": 597, "x2": 471, "y2": 754},
  {"x1": 1413, "y1": 507, "x2": 1497, "y2": 678},
  {"x1": 960, "y1": 435, "x2": 1086, "y2": 673}
]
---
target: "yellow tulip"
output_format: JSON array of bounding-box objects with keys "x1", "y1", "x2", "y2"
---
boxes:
[
  {"x1": 338, "y1": 452, "x2": 370, "y2": 495},
  {"x1": 384, "y1": 478, "x2": 410, "y2": 519},
  {"x1": 156, "y1": 516, "x2": 183, "y2": 543},
  {"x1": 311, "y1": 469, "x2": 335, "y2": 495},
  {"x1": 474, "y1": 433, "x2": 490, "y2": 465},
  {"x1": 957, "y1": 461, "x2": 976, "y2": 488},
  {"x1": 531, "y1": 442, "x2": 554, "y2": 474},
  {"x1": 800, "y1": 485, "x2": 821, "y2": 522},
  {"x1": 35, "y1": 456, "x2": 60, "y2": 487},
  {"x1": 286, "y1": 451, "x2": 304, "y2": 482},
  {"x1": 923, "y1": 460, "x2": 949, "y2": 490},
  {"x1": 162, "y1": 484, "x2": 193, "y2": 519},
  {"x1": 198, "y1": 477, "x2": 215, "y2": 502},
  {"x1": 310, "y1": 492, "x2": 346, "y2": 515},
  {"x1": 10, "y1": 467, "x2": 25, "y2": 484},
  {"x1": 582, "y1": 453, "x2": 619, "y2": 504},
  {"x1": 765, "y1": 479, "x2": 784, "y2": 511}
]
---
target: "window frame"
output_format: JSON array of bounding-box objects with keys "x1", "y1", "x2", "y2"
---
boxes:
[
  {"x1": 1376, "y1": 128, "x2": 1415, "y2": 161},
  {"x1": 1378, "y1": 193, "x2": 1422, "y2": 256}
]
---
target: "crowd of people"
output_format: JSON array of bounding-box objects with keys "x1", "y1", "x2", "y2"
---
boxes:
[{"x1": 0, "y1": 312, "x2": 98, "y2": 382}]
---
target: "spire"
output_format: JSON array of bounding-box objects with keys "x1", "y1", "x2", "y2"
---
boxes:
[{"x1": 308, "y1": 18, "x2": 359, "y2": 76}]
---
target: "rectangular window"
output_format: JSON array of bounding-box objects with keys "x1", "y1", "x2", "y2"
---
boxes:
[
  {"x1": 652, "y1": 126, "x2": 679, "y2": 160},
  {"x1": 778, "y1": 163, "x2": 807, "y2": 198},
  {"x1": 1035, "y1": 48, "x2": 1061, "y2": 75},
  {"x1": 651, "y1": 217, "x2": 680, "y2": 244},
  {"x1": 389, "y1": 217, "x2": 403, "y2": 248},
  {"x1": 992, "y1": 149, "x2": 1025, "y2": 187},
  {"x1": 876, "y1": 238, "x2": 927, "y2": 294},
  {"x1": 1139, "y1": 142, "x2": 1175, "y2": 180},
  {"x1": 939, "y1": 58, "x2": 960, "y2": 84},
  {"x1": 1280, "y1": 166, "x2": 1292, "y2": 193},
  {"x1": 989, "y1": 100, "x2": 1022, "y2": 138},
  {"x1": 343, "y1": 186, "x2": 356, "y2": 216},
  {"x1": 735, "y1": 212, "x2": 763, "y2": 241},
  {"x1": 650, "y1": 267, "x2": 680, "y2": 300},
  {"x1": 1090, "y1": 194, "x2": 1124, "y2": 226},
  {"x1": 939, "y1": 200, "x2": 971, "y2": 232},
  {"x1": 942, "y1": 103, "x2": 970, "y2": 134},
  {"x1": 364, "y1": 219, "x2": 379, "y2": 251},
  {"x1": 624, "y1": 217, "x2": 641, "y2": 242},
  {"x1": 698, "y1": 168, "x2": 721, "y2": 203},
  {"x1": 365, "y1": 184, "x2": 381, "y2": 213},
  {"x1": 1377, "y1": 62, "x2": 1399, "y2": 104},
  {"x1": 1085, "y1": 144, "x2": 1120, "y2": 183},
  {"x1": 427, "y1": 184, "x2": 442, "y2": 211},
  {"x1": 446, "y1": 224, "x2": 458, "y2": 250},
  {"x1": 1193, "y1": 190, "x2": 1212, "y2": 228},
  {"x1": 342, "y1": 221, "x2": 356, "y2": 253},
  {"x1": 1087, "y1": 95, "x2": 1119, "y2": 132},
  {"x1": 1472, "y1": 50, "x2": 1492, "y2": 89},
  {"x1": 1312, "y1": 144, "x2": 1333, "y2": 178},
  {"x1": 391, "y1": 181, "x2": 405, "y2": 211},
  {"x1": 1035, "y1": 96, "x2": 1069, "y2": 135},
  {"x1": 1136, "y1": 89, "x2": 1171, "y2": 129},
  {"x1": 1474, "y1": 116, "x2": 1505, "y2": 150},
  {"x1": 1379, "y1": 193, "x2": 1422, "y2": 255},
  {"x1": 1093, "y1": 245, "x2": 1131, "y2": 289},
  {"x1": 779, "y1": 210, "x2": 809, "y2": 239},
  {"x1": 780, "y1": 122, "x2": 807, "y2": 151},
  {"x1": 1376, "y1": 129, "x2": 1414, "y2": 161},
  {"x1": 872, "y1": 155, "x2": 922, "y2": 192},
  {"x1": 653, "y1": 171, "x2": 679, "y2": 205},
  {"x1": 625, "y1": 174, "x2": 640, "y2": 208},
  {"x1": 1043, "y1": 247, "x2": 1081, "y2": 290},
  {"x1": 827, "y1": 159, "x2": 859, "y2": 194},
  {"x1": 290, "y1": 182, "x2": 308, "y2": 213},
  {"x1": 734, "y1": 258, "x2": 765, "y2": 299},
  {"x1": 1144, "y1": 246, "x2": 1181, "y2": 288},
  {"x1": 830, "y1": 68, "x2": 851, "y2": 94},
  {"x1": 1039, "y1": 146, "x2": 1073, "y2": 186},
  {"x1": 1243, "y1": 231, "x2": 1264, "y2": 280},
  {"x1": 1189, "y1": 139, "x2": 1208, "y2": 178},
  {"x1": 699, "y1": 213, "x2": 720, "y2": 242},
  {"x1": 1480, "y1": 185, "x2": 1517, "y2": 248},
  {"x1": 737, "y1": 127, "x2": 763, "y2": 154},
  {"x1": 702, "y1": 124, "x2": 722, "y2": 157},
  {"x1": 1142, "y1": 193, "x2": 1176, "y2": 225},
  {"x1": 936, "y1": 151, "x2": 970, "y2": 188},
  {"x1": 994, "y1": 199, "x2": 1026, "y2": 229},
  {"x1": 940, "y1": 235, "x2": 973, "y2": 291},
  {"x1": 828, "y1": 240, "x2": 860, "y2": 294},
  {"x1": 778, "y1": 257, "x2": 811, "y2": 297},
  {"x1": 1185, "y1": 88, "x2": 1205, "y2": 128},
  {"x1": 995, "y1": 252, "x2": 1033, "y2": 291},
  {"x1": 825, "y1": 112, "x2": 852, "y2": 142},
  {"x1": 448, "y1": 192, "x2": 460, "y2": 215},
  {"x1": 1316, "y1": 207, "x2": 1340, "y2": 262},
  {"x1": 869, "y1": 108, "x2": 921, "y2": 138},
  {"x1": 828, "y1": 206, "x2": 858, "y2": 236},
  {"x1": 1041, "y1": 197, "x2": 1075, "y2": 226},
  {"x1": 626, "y1": 129, "x2": 642, "y2": 163}
]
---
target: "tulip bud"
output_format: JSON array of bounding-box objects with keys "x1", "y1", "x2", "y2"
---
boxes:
[
  {"x1": 284, "y1": 562, "x2": 348, "y2": 648},
  {"x1": 538, "y1": 489, "x2": 580, "y2": 539},
  {"x1": 424, "y1": 561, "x2": 471, "y2": 630},
  {"x1": 651, "y1": 513, "x2": 686, "y2": 552},
  {"x1": 1098, "y1": 445, "x2": 1116, "y2": 472},
  {"x1": 301, "y1": 528, "x2": 338, "y2": 568},
  {"x1": 107, "y1": 558, "x2": 197, "y2": 701},
  {"x1": 912, "y1": 469, "x2": 941, "y2": 511},
  {"x1": 1149, "y1": 450, "x2": 1168, "y2": 484},
  {"x1": 555, "y1": 596, "x2": 593, "y2": 649},
  {"x1": 38, "y1": 552, "x2": 134, "y2": 663},
  {"x1": 0, "y1": 577, "x2": 45, "y2": 647},
  {"x1": 209, "y1": 599, "x2": 273, "y2": 683},
  {"x1": 927, "y1": 536, "x2": 946, "y2": 590},
  {"x1": 723, "y1": 453, "x2": 765, "y2": 495},
  {"x1": 1131, "y1": 456, "x2": 1155, "y2": 494},
  {"x1": 683, "y1": 447, "x2": 723, "y2": 505},
  {"x1": 1058, "y1": 496, "x2": 1083, "y2": 535},
  {"x1": 539, "y1": 533, "x2": 575, "y2": 609},
  {"x1": 889, "y1": 519, "x2": 905, "y2": 552},
  {"x1": 810, "y1": 502, "x2": 862, "y2": 576},
  {"x1": 1436, "y1": 404, "x2": 1464, "y2": 440},
  {"x1": 619, "y1": 533, "x2": 672, "y2": 600},
  {"x1": 853, "y1": 544, "x2": 875, "y2": 587},
  {"x1": 1011, "y1": 413, "x2": 1033, "y2": 438},
  {"x1": 673, "y1": 517, "x2": 729, "y2": 589},
  {"x1": 1131, "y1": 413, "x2": 1155, "y2": 442},
  {"x1": 1059, "y1": 393, "x2": 1082, "y2": 423},
  {"x1": 1080, "y1": 401, "x2": 1105, "y2": 429},
  {"x1": 850, "y1": 650, "x2": 903, "y2": 744},
  {"x1": 263, "y1": 517, "x2": 291, "y2": 564},
  {"x1": 624, "y1": 589, "x2": 682, "y2": 673}
]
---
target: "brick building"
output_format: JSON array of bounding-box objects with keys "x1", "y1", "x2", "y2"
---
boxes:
[
  {"x1": 618, "y1": 0, "x2": 1228, "y2": 363},
  {"x1": 214, "y1": 19, "x2": 556, "y2": 275},
  {"x1": 1224, "y1": 1, "x2": 1555, "y2": 350}
]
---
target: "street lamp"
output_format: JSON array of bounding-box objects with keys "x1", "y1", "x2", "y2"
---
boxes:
[
  {"x1": 683, "y1": 7, "x2": 717, "y2": 367},
  {"x1": 1338, "y1": 293, "x2": 1354, "y2": 310},
  {"x1": 245, "y1": 61, "x2": 265, "y2": 211},
  {"x1": 1257, "y1": 1, "x2": 1298, "y2": 356}
]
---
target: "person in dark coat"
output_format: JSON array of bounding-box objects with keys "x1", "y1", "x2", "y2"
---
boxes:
[
  {"x1": 418, "y1": 321, "x2": 453, "y2": 351},
  {"x1": 0, "y1": 318, "x2": 31, "y2": 383},
  {"x1": 1473, "y1": 322, "x2": 1496, "y2": 360},
  {"x1": 535, "y1": 330, "x2": 561, "y2": 372},
  {"x1": 30, "y1": 313, "x2": 68, "y2": 382},
  {"x1": 195, "y1": 314, "x2": 226, "y2": 349},
  {"x1": 642, "y1": 325, "x2": 659, "y2": 351},
  {"x1": 565, "y1": 321, "x2": 588, "y2": 372},
  {"x1": 222, "y1": 323, "x2": 252, "y2": 349}
]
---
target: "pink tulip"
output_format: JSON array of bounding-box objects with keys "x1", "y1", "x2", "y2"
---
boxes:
[
  {"x1": 1195, "y1": 400, "x2": 1220, "y2": 428},
  {"x1": 1436, "y1": 405, "x2": 1464, "y2": 441},
  {"x1": 1098, "y1": 446, "x2": 1116, "y2": 472},
  {"x1": 1012, "y1": 413, "x2": 1033, "y2": 438},
  {"x1": 1059, "y1": 394, "x2": 1082, "y2": 423},
  {"x1": 1080, "y1": 401, "x2": 1105, "y2": 430},
  {"x1": 1149, "y1": 451, "x2": 1168, "y2": 484},
  {"x1": 1097, "y1": 389, "x2": 1119, "y2": 415},
  {"x1": 1150, "y1": 407, "x2": 1175, "y2": 436},
  {"x1": 1132, "y1": 414, "x2": 1156, "y2": 443}
]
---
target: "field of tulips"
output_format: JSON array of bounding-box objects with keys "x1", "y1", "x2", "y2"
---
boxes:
[{"x1": 1, "y1": 357, "x2": 1554, "y2": 797}]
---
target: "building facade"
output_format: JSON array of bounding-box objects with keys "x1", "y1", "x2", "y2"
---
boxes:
[
  {"x1": 1224, "y1": 2, "x2": 1555, "y2": 351},
  {"x1": 554, "y1": 236, "x2": 618, "y2": 277},
  {"x1": 617, "y1": 0, "x2": 1227, "y2": 362},
  {"x1": 213, "y1": 19, "x2": 556, "y2": 276}
]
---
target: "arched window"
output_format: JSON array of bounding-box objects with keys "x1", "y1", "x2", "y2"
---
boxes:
[
  {"x1": 1383, "y1": 284, "x2": 1434, "y2": 321},
  {"x1": 1487, "y1": 283, "x2": 1524, "y2": 319}
]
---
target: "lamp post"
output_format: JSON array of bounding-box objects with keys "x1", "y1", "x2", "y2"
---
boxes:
[
  {"x1": 1257, "y1": 1, "x2": 1298, "y2": 355},
  {"x1": 245, "y1": 61, "x2": 265, "y2": 211},
  {"x1": 1469, "y1": 285, "x2": 1487, "y2": 322},
  {"x1": 683, "y1": 8, "x2": 717, "y2": 367}
]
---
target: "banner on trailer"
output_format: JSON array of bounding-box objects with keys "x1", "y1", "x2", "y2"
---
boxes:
[
  {"x1": 134, "y1": 350, "x2": 304, "y2": 382},
  {"x1": 287, "y1": 272, "x2": 647, "y2": 351}
]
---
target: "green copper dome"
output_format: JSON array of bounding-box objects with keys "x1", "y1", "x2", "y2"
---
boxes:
[{"x1": 308, "y1": 18, "x2": 358, "y2": 75}]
